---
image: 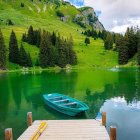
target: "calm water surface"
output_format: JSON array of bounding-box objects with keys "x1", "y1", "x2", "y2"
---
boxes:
[{"x1": 0, "y1": 68, "x2": 140, "y2": 140}]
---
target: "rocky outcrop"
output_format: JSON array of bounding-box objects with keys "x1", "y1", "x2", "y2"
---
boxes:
[
  {"x1": 60, "y1": 16, "x2": 70, "y2": 22},
  {"x1": 73, "y1": 7, "x2": 104, "y2": 30}
]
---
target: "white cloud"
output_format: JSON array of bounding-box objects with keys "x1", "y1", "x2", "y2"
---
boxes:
[
  {"x1": 111, "y1": 18, "x2": 140, "y2": 33},
  {"x1": 111, "y1": 24, "x2": 130, "y2": 33},
  {"x1": 84, "y1": 0, "x2": 140, "y2": 33}
]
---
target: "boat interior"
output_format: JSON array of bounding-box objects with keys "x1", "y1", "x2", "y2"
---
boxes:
[{"x1": 48, "y1": 96, "x2": 82, "y2": 108}]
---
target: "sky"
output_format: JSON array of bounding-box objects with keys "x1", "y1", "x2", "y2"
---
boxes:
[{"x1": 66, "y1": 0, "x2": 140, "y2": 33}]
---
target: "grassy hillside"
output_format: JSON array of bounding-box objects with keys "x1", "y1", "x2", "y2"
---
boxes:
[{"x1": 0, "y1": 0, "x2": 118, "y2": 70}]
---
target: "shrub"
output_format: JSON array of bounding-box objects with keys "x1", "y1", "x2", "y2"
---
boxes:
[
  {"x1": 21, "y1": 3, "x2": 24, "y2": 7},
  {"x1": 56, "y1": 10, "x2": 64, "y2": 17},
  {"x1": 6, "y1": 19, "x2": 14, "y2": 25},
  {"x1": 85, "y1": 37, "x2": 90, "y2": 45}
]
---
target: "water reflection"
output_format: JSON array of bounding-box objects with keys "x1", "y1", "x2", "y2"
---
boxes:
[
  {"x1": 102, "y1": 97, "x2": 140, "y2": 111},
  {"x1": 10, "y1": 73, "x2": 22, "y2": 114},
  {"x1": 84, "y1": 68, "x2": 140, "y2": 140},
  {"x1": 39, "y1": 70, "x2": 78, "y2": 96},
  {"x1": 0, "y1": 74, "x2": 10, "y2": 122},
  {"x1": 100, "y1": 96, "x2": 140, "y2": 140},
  {"x1": 0, "y1": 68, "x2": 140, "y2": 139},
  {"x1": 84, "y1": 83, "x2": 123, "y2": 118}
]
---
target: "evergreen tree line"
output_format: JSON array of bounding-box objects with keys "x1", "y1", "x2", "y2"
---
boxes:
[
  {"x1": 22, "y1": 26, "x2": 77, "y2": 68},
  {"x1": 0, "y1": 29, "x2": 6, "y2": 69},
  {"x1": 9, "y1": 30, "x2": 33, "y2": 67},
  {"x1": 0, "y1": 26, "x2": 77, "y2": 69},
  {"x1": 83, "y1": 29, "x2": 107, "y2": 40},
  {"x1": 0, "y1": 29, "x2": 32, "y2": 69},
  {"x1": 116, "y1": 27, "x2": 140, "y2": 65},
  {"x1": 103, "y1": 30, "x2": 122, "y2": 51},
  {"x1": 83, "y1": 29, "x2": 115, "y2": 50},
  {"x1": 102, "y1": 27, "x2": 140, "y2": 65},
  {"x1": 22, "y1": 25, "x2": 41, "y2": 47},
  {"x1": 104, "y1": 32, "x2": 114, "y2": 50},
  {"x1": 39, "y1": 30, "x2": 77, "y2": 68}
]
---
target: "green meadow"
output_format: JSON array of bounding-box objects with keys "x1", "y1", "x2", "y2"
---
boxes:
[{"x1": 0, "y1": 0, "x2": 118, "y2": 70}]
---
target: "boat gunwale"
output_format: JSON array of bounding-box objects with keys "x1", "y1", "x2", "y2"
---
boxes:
[{"x1": 43, "y1": 93, "x2": 89, "y2": 111}]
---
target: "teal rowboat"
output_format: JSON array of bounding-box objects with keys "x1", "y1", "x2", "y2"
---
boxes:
[{"x1": 43, "y1": 93, "x2": 89, "y2": 116}]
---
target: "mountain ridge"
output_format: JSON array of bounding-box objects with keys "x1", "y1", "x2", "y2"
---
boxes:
[{"x1": 0, "y1": 0, "x2": 104, "y2": 30}]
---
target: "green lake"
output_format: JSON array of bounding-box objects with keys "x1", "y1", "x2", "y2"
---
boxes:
[{"x1": 0, "y1": 68, "x2": 140, "y2": 140}]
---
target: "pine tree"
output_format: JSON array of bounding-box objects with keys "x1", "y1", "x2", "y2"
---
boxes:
[
  {"x1": 118, "y1": 45, "x2": 129, "y2": 65},
  {"x1": 118, "y1": 37, "x2": 129, "y2": 65},
  {"x1": 19, "y1": 44, "x2": 28, "y2": 67},
  {"x1": 86, "y1": 30, "x2": 91, "y2": 37},
  {"x1": 9, "y1": 30, "x2": 19, "y2": 64},
  {"x1": 22, "y1": 33, "x2": 27, "y2": 42},
  {"x1": 125, "y1": 27, "x2": 137, "y2": 59},
  {"x1": 27, "y1": 53, "x2": 32, "y2": 67},
  {"x1": 68, "y1": 45, "x2": 77, "y2": 65},
  {"x1": 39, "y1": 31, "x2": 49, "y2": 68},
  {"x1": 112, "y1": 32, "x2": 116, "y2": 43},
  {"x1": 54, "y1": 35, "x2": 61, "y2": 65},
  {"x1": 57, "y1": 37, "x2": 67, "y2": 68},
  {"x1": 137, "y1": 30, "x2": 140, "y2": 65},
  {"x1": 104, "y1": 32, "x2": 113, "y2": 50},
  {"x1": 19, "y1": 44, "x2": 33, "y2": 67},
  {"x1": 91, "y1": 29, "x2": 98, "y2": 39},
  {"x1": 34, "y1": 29, "x2": 41, "y2": 47},
  {"x1": 102, "y1": 30, "x2": 107, "y2": 40},
  {"x1": 115, "y1": 33, "x2": 122, "y2": 49},
  {"x1": 67, "y1": 36, "x2": 77, "y2": 65},
  {"x1": 36, "y1": 29, "x2": 41, "y2": 47},
  {"x1": 98, "y1": 31, "x2": 102, "y2": 39},
  {"x1": 35, "y1": 58, "x2": 39, "y2": 66},
  {"x1": 137, "y1": 47, "x2": 140, "y2": 65},
  {"x1": 45, "y1": 31, "x2": 55, "y2": 67},
  {"x1": 27, "y1": 25, "x2": 34, "y2": 45},
  {"x1": 0, "y1": 29, "x2": 6, "y2": 69},
  {"x1": 51, "y1": 31, "x2": 56, "y2": 46},
  {"x1": 84, "y1": 31, "x2": 87, "y2": 36},
  {"x1": 48, "y1": 46, "x2": 55, "y2": 66}
]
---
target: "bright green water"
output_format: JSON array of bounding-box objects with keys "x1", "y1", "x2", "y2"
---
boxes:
[{"x1": 0, "y1": 68, "x2": 140, "y2": 140}]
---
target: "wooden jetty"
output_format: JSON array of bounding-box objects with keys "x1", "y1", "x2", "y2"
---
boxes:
[{"x1": 5, "y1": 112, "x2": 116, "y2": 140}]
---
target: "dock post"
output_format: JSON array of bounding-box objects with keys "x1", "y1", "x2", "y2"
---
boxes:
[
  {"x1": 27, "y1": 112, "x2": 33, "y2": 127},
  {"x1": 102, "y1": 112, "x2": 106, "y2": 127},
  {"x1": 110, "y1": 126, "x2": 116, "y2": 140},
  {"x1": 5, "y1": 128, "x2": 13, "y2": 140}
]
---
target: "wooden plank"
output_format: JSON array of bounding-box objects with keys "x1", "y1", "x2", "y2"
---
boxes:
[
  {"x1": 110, "y1": 126, "x2": 116, "y2": 140},
  {"x1": 5, "y1": 128, "x2": 13, "y2": 140},
  {"x1": 27, "y1": 112, "x2": 33, "y2": 127},
  {"x1": 102, "y1": 112, "x2": 106, "y2": 127},
  {"x1": 18, "y1": 119, "x2": 109, "y2": 140}
]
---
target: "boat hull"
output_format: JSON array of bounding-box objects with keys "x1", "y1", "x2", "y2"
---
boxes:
[
  {"x1": 43, "y1": 93, "x2": 89, "y2": 116},
  {"x1": 44, "y1": 100, "x2": 83, "y2": 116}
]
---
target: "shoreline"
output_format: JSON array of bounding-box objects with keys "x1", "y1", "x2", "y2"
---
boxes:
[{"x1": 0, "y1": 65, "x2": 140, "y2": 74}]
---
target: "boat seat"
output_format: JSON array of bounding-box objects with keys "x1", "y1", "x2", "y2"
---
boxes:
[
  {"x1": 53, "y1": 99, "x2": 69, "y2": 103},
  {"x1": 62, "y1": 102, "x2": 77, "y2": 106},
  {"x1": 49, "y1": 96, "x2": 63, "y2": 100}
]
